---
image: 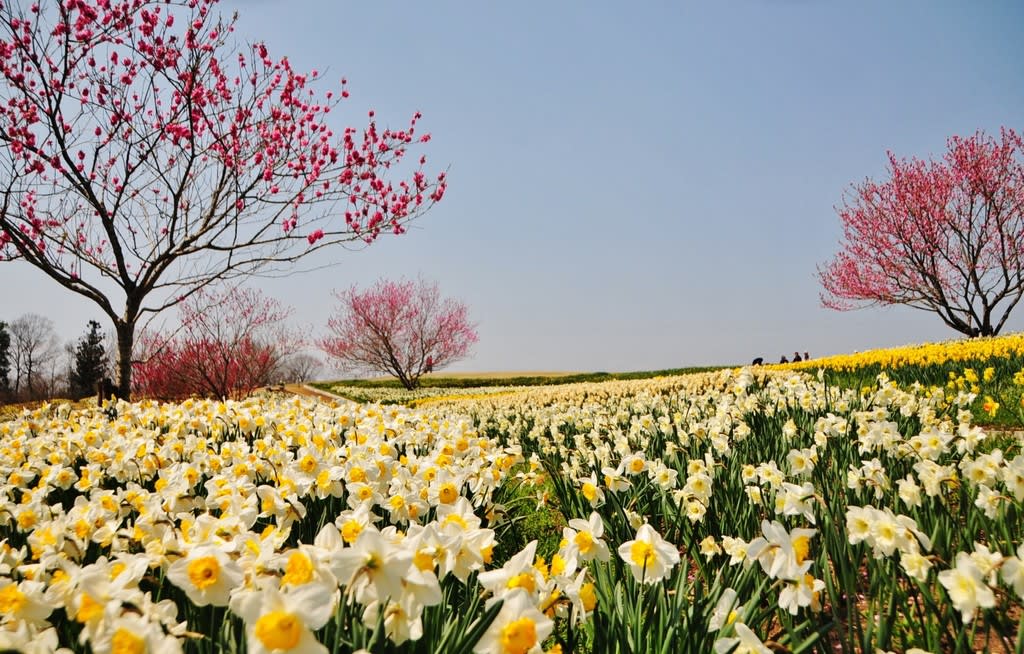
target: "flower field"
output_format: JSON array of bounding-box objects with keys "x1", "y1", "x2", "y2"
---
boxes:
[
  {"x1": 776, "y1": 333, "x2": 1024, "y2": 381},
  {"x1": 1, "y1": 362, "x2": 1023, "y2": 652}
]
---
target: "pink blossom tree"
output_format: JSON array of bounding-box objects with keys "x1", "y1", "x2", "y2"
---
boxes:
[
  {"x1": 132, "y1": 287, "x2": 298, "y2": 399},
  {"x1": 0, "y1": 0, "x2": 446, "y2": 398},
  {"x1": 819, "y1": 128, "x2": 1024, "y2": 337},
  {"x1": 320, "y1": 278, "x2": 477, "y2": 389}
]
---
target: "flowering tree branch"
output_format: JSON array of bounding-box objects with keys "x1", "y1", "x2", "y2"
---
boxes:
[
  {"x1": 0, "y1": 0, "x2": 446, "y2": 396},
  {"x1": 132, "y1": 286, "x2": 299, "y2": 399},
  {"x1": 320, "y1": 277, "x2": 477, "y2": 389},
  {"x1": 819, "y1": 128, "x2": 1024, "y2": 337}
]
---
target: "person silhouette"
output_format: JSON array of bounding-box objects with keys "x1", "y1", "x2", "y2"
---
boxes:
[{"x1": 793, "y1": 351, "x2": 802, "y2": 362}]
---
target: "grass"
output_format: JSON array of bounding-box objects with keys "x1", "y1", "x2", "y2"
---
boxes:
[{"x1": 489, "y1": 469, "x2": 567, "y2": 565}]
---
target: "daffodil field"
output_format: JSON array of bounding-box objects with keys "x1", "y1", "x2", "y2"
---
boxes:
[{"x1": 2, "y1": 346, "x2": 1024, "y2": 652}]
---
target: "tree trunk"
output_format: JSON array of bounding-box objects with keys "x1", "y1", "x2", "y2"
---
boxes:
[
  {"x1": 115, "y1": 320, "x2": 135, "y2": 400},
  {"x1": 24, "y1": 353, "x2": 34, "y2": 398}
]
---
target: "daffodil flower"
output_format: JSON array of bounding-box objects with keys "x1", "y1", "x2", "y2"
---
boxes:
[
  {"x1": 473, "y1": 591, "x2": 553, "y2": 654},
  {"x1": 166, "y1": 545, "x2": 244, "y2": 607},
  {"x1": 234, "y1": 584, "x2": 335, "y2": 654},
  {"x1": 616, "y1": 524, "x2": 680, "y2": 584}
]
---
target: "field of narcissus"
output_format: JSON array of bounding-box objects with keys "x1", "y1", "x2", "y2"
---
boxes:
[{"x1": 2, "y1": 356, "x2": 1024, "y2": 652}]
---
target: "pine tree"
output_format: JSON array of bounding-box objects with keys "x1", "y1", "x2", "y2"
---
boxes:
[
  {"x1": 0, "y1": 321, "x2": 10, "y2": 398},
  {"x1": 71, "y1": 321, "x2": 107, "y2": 399}
]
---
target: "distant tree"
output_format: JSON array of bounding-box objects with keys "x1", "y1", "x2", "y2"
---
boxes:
[
  {"x1": 9, "y1": 314, "x2": 60, "y2": 400},
  {"x1": 70, "y1": 320, "x2": 107, "y2": 399},
  {"x1": 819, "y1": 128, "x2": 1024, "y2": 337},
  {"x1": 0, "y1": 0, "x2": 447, "y2": 399},
  {"x1": 0, "y1": 321, "x2": 10, "y2": 399},
  {"x1": 275, "y1": 353, "x2": 324, "y2": 385},
  {"x1": 321, "y1": 278, "x2": 478, "y2": 390},
  {"x1": 134, "y1": 287, "x2": 299, "y2": 400}
]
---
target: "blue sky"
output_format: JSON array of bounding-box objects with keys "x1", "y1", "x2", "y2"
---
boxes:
[{"x1": 3, "y1": 1, "x2": 1023, "y2": 372}]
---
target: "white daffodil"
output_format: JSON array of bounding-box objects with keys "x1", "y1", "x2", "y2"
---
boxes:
[
  {"x1": 845, "y1": 505, "x2": 875, "y2": 545},
  {"x1": 721, "y1": 536, "x2": 750, "y2": 567},
  {"x1": 335, "y1": 505, "x2": 378, "y2": 545},
  {"x1": 560, "y1": 569, "x2": 597, "y2": 625},
  {"x1": 361, "y1": 597, "x2": 426, "y2": 645},
  {"x1": 683, "y1": 472, "x2": 714, "y2": 504},
  {"x1": 938, "y1": 552, "x2": 996, "y2": 622},
  {"x1": 576, "y1": 472, "x2": 605, "y2": 507},
  {"x1": 90, "y1": 612, "x2": 183, "y2": 654},
  {"x1": 479, "y1": 540, "x2": 541, "y2": 601},
  {"x1": 166, "y1": 544, "x2": 244, "y2": 607},
  {"x1": 561, "y1": 513, "x2": 610, "y2": 563},
  {"x1": 647, "y1": 460, "x2": 679, "y2": 490},
  {"x1": 685, "y1": 500, "x2": 708, "y2": 523},
  {"x1": 700, "y1": 535, "x2": 722, "y2": 560},
  {"x1": 333, "y1": 527, "x2": 413, "y2": 605},
  {"x1": 233, "y1": 584, "x2": 335, "y2": 654},
  {"x1": 1003, "y1": 454, "x2": 1024, "y2": 501},
  {"x1": 746, "y1": 520, "x2": 815, "y2": 582},
  {"x1": 1002, "y1": 543, "x2": 1024, "y2": 599},
  {"x1": 437, "y1": 497, "x2": 483, "y2": 534},
  {"x1": 473, "y1": 591, "x2": 554, "y2": 654},
  {"x1": 449, "y1": 528, "x2": 493, "y2": 582},
  {"x1": 900, "y1": 550, "x2": 933, "y2": 582},
  {"x1": 67, "y1": 559, "x2": 148, "y2": 644},
  {"x1": 0, "y1": 578, "x2": 52, "y2": 627},
  {"x1": 775, "y1": 481, "x2": 817, "y2": 524},
  {"x1": 708, "y1": 588, "x2": 744, "y2": 631},
  {"x1": 617, "y1": 524, "x2": 680, "y2": 584},
  {"x1": 786, "y1": 447, "x2": 817, "y2": 476},
  {"x1": 0, "y1": 622, "x2": 73, "y2": 654},
  {"x1": 868, "y1": 510, "x2": 904, "y2": 557},
  {"x1": 897, "y1": 474, "x2": 922, "y2": 508},
  {"x1": 274, "y1": 544, "x2": 339, "y2": 592},
  {"x1": 973, "y1": 484, "x2": 1004, "y2": 519},
  {"x1": 744, "y1": 485, "x2": 763, "y2": 506},
  {"x1": 969, "y1": 542, "x2": 1003, "y2": 586},
  {"x1": 779, "y1": 573, "x2": 825, "y2": 614},
  {"x1": 601, "y1": 465, "x2": 631, "y2": 493},
  {"x1": 713, "y1": 621, "x2": 771, "y2": 654}
]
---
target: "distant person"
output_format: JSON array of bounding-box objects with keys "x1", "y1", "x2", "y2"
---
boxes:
[
  {"x1": 804, "y1": 351, "x2": 810, "y2": 360},
  {"x1": 751, "y1": 357, "x2": 764, "y2": 365},
  {"x1": 424, "y1": 356, "x2": 434, "y2": 374},
  {"x1": 793, "y1": 351, "x2": 802, "y2": 362},
  {"x1": 780, "y1": 355, "x2": 789, "y2": 364}
]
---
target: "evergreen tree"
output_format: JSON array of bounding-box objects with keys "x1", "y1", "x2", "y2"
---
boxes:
[
  {"x1": 0, "y1": 321, "x2": 10, "y2": 398},
  {"x1": 71, "y1": 321, "x2": 107, "y2": 399}
]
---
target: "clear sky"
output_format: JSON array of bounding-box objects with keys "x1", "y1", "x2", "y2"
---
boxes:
[{"x1": 2, "y1": 1, "x2": 1023, "y2": 373}]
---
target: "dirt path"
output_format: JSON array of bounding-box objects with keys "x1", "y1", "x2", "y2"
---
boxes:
[{"x1": 271, "y1": 384, "x2": 350, "y2": 403}]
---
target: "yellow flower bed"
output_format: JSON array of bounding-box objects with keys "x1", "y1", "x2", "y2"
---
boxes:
[{"x1": 771, "y1": 332, "x2": 1024, "y2": 373}]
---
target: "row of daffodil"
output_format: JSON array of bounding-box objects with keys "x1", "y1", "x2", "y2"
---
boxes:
[
  {"x1": 437, "y1": 368, "x2": 1024, "y2": 653},
  {"x1": 322, "y1": 384, "x2": 521, "y2": 406},
  {"x1": 2, "y1": 366, "x2": 1023, "y2": 653},
  {"x1": 0, "y1": 395, "x2": 625, "y2": 654},
  {"x1": 772, "y1": 332, "x2": 1024, "y2": 377}
]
